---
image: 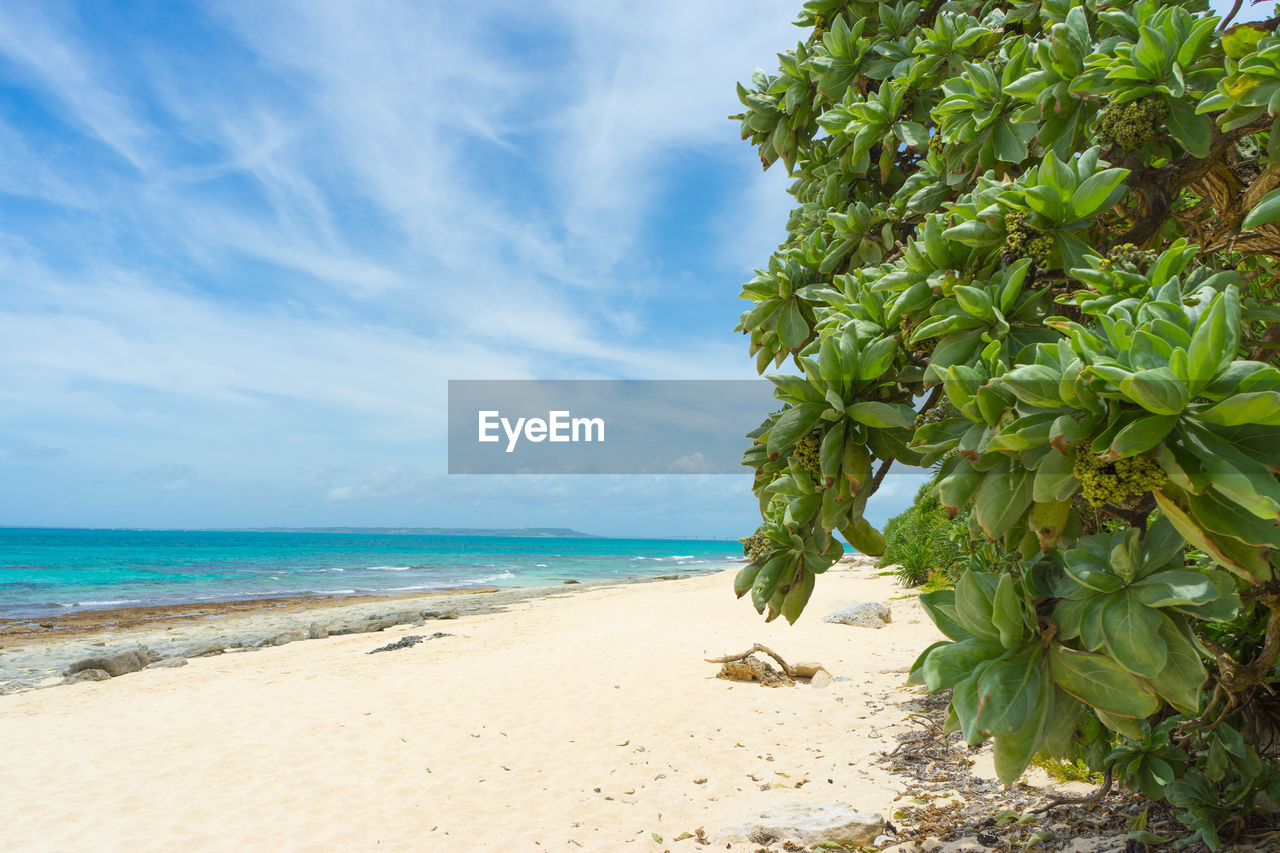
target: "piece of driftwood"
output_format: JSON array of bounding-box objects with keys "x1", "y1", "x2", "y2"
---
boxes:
[{"x1": 706, "y1": 643, "x2": 828, "y2": 687}]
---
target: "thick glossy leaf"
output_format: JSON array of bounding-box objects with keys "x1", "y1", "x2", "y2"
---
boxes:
[
  {"x1": 767, "y1": 373, "x2": 825, "y2": 404},
  {"x1": 839, "y1": 516, "x2": 885, "y2": 556},
  {"x1": 1148, "y1": 616, "x2": 1206, "y2": 715},
  {"x1": 778, "y1": 300, "x2": 809, "y2": 351},
  {"x1": 955, "y1": 570, "x2": 1002, "y2": 641},
  {"x1": 1242, "y1": 186, "x2": 1280, "y2": 230},
  {"x1": 1000, "y1": 364, "x2": 1063, "y2": 407},
  {"x1": 1166, "y1": 97, "x2": 1211, "y2": 158},
  {"x1": 1139, "y1": 516, "x2": 1185, "y2": 573},
  {"x1": 951, "y1": 661, "x2": 990, "y2": 745},
  {"x1": 766, "y1": 403, "x2": 827, "y2": 456},
  {"x1": 1131, "y1": 570, "x2": 1223, "y2": 608},
  {"x1": 1101, "y1": 590, "x2": 1167, "y2": 678},
  {"x1": 1041, "y1": 685, "x2": 1083, "y2": 758},
  {"x1": 907, "y1": 640, "x2": 952, "y2": 685},
  {"x1": 1119, "y1": 367, "x2": 1188, "y2": 415},
  {"x1": 923, "y1": 641, "x2": 1010, "y2": 694},
  {"x1": 1028, "y1": 499, "x2": 1071, "y2": 552},
  {"x1": 1108, "y1": 413, "x2": 1177, "y2": 458},
  {"x1": 976, "y1": 644, "x2": 1044, "y2": 736},
  {"x1": 845, "y1": 401, "x2": 915, "y2": 429},
  {"x1": 992, "y1": 675, "x2": 1050, "y2": 784},
  {"x1": 1096, "y1": 708, "x2": 1146, "y2": 740},
  {"x1": 974, "y1": 465, "x2": 1034, "y2": 539},
  {"x1": 918, "y1": 588, "x2": 971, "y2": 641},
  {"x1": 1033, "y1": 450, "x2": 1078, "y2": 503},
  {"x1": 993, "y1": 574, "x2": 1027, "y2": 647},
  {"x1": 1197, "y1": 392, "x2": 1280, "y2": 427},
  {"x1": 1070, "y1": 168, "x2": 1129, "y2": 219},
  {"x1": 1049, "y1": 644, "x2": 1160, "y2": 719}
]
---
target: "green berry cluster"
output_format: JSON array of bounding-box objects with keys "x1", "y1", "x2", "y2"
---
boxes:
[
  {"x1": 929, "y1": 133, "x2": 944, "y2": 156},
  {"x1": 915, "y1": 398, "x2": 958, "y2": 427},
  {"x1": 793, "y1": 430, "x2": 822, "y2": 475},
  {"x1": 1004, "y1": 210, "x2": 1053, "y2": 267},
  {"x1": 1098, "y1": 243, "x2": 1158, "y2": 271},
  {"x1": 743, "y1": 532, "x2": 771, "y2": 562},
  {"x1": 1073, "y1": 443, "x2": 1166, "y2": 507},
  {"x1": 1096, "y1": 97, "x2": 1169, "y2": 151}
]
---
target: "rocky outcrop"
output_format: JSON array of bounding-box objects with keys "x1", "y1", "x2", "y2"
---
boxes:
[
  {"x1": 63, "y1": 668, "x2": 111, "y2": 683},
  {"x1": 718, "y1": 802, "x2": 884, "y2": 847},
  {"x1": 823, "y1": 602, "x2": 892, "y2": 628},
  {"x1": 180, "y1": 642, "x2": 226, "y2": 658},
  {"x1": 65, "y1": 649, "x2": 150, "y2": 678},
  {"x1": 147, "y1": 657, "x2": 188, "y2": 669}
]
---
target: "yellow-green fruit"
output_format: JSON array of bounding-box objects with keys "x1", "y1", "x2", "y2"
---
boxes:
[
  {"x1": 742, "y1": 531, "x2": 771, "y2": 562},
  {"x1": 1073, "y1": 443, "x2": 1166, "y2": 507},
  {"x1": 1003, "y1": 210, "x2": 1051, "y2": 266},
  {"x1": 793, "y1": 431, "x2": 822, "y2": 476},
  {"x1": 1097, "y1": 97, "x2": 1169, "y2": 151},
  {"x1": 1099, "y1": 243, "x2": 1158, "y2": 272},
  {"x1": 929, "y1": 133, "x2": 944, "y2": 156}
]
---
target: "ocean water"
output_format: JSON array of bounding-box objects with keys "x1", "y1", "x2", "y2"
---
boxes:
[{"x1": 0, "y1": 529, "x2": 743, "y2": 619}]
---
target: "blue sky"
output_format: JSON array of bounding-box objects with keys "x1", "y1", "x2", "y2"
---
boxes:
[{"x1": 0, "y1": 1, "x2": 1258, "y2": 538}]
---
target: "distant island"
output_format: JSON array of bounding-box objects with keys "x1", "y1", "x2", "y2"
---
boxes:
[{"x1": 235, "y1": 527, "x2": 600, "y2": 538}]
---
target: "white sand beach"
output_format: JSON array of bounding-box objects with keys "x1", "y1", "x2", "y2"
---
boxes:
[{"x1": 0, "y1": 560, "x2": 950, "y2": 851}]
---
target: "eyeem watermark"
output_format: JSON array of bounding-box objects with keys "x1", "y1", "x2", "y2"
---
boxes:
[
  {"x1": 478, "y1": 410, "x2": 605, "y2": 452},
  {"x1": 449, "y1": 380, "x2": 775, "y2": 474}
]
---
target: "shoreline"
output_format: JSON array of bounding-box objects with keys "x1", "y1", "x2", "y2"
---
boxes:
[
  {"x1": 0, "y1": 556, "x2": 1164, "y2": 851},
  {"x1": 0, "y1": 571, "x2": 702, "y2": 692}
]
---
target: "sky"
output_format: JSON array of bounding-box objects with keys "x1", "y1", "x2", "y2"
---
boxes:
[{"x1": 0, "y1": 1, "x2": 1261, "y2": 538}]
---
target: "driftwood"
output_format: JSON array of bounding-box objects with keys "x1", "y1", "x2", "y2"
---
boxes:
[{"x1": 706, "y1": 644, "x2": 828, "y2": 687}]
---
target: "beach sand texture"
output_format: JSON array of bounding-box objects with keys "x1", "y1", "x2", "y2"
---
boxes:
[{"x1": 1, "y1": 562, "x2": 942, "y2": 851}]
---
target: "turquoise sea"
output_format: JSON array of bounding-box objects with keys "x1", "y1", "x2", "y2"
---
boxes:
[{"x1": 0, "y1": 529, "x2": 743, "y2": 619}]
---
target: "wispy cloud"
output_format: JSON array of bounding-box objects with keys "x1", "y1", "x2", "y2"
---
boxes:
[{"x1": 0, "y1": 0, "x2": 808, "y2": 533}]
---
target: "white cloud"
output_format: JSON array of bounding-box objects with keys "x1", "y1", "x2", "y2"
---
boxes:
[{"x1": 0, "y1": 0, "x2": 798, "y2": 531}]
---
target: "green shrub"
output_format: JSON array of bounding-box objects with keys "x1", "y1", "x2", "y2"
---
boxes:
[
  {"x1": 730, "y1": 1, "x2": 1280, "y2": 846},
  {"x1": 880, "y1": 479, "x2": 964, "y2": 586}
]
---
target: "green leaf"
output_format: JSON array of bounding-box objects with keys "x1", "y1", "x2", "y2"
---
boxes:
[
  {"x1": 766, "y1": 403, "x2": 827, "y2": 456},
  {"x1": 974, "y1": 464, "x2": 1034, "y2": 539},
  {"x1": 918, "y1": 588, "x2": 972, "y2": 641},
  {"x1": 1070, "y1": 168, "x2": 1129, "y2": 220},
  {"x1": 921, "y1": 638, "x2": 1005, "y2": 691},
  {"x1": 1165, "y1": 97, "x2": 1211, "y2": 158},
  {"x1": 857, "y1": 337, "x2": 898, "y2": 381},
  {"x1": 767, "y1": 373, "x2": 824, "y2": 404},
  {"x1": 1033, "y1": 449, "x2": 1078, "y2": 503},
  {"x1": 1243, "y1": 187, "x2": 1280, "y2": 230},
  {"x1": 1000, "y1": 364, "x2": 1064, "y2": 408},
  {"x1": 1131, "y1": 570, "x2": 1221, "y2": 607},
  {"x1": 894, "y1": 121, "x2": 930, "y2": 150},
  {"x1": 976, "y1": 644, "x2": 1044, "y2": 736},
  {"x1": 1196, "y1": 391, "x2": 1280, "y2": 426},
  {"x1": 839, "y1": 516, "x2": 886, "y2": 556},
  {"x1": 778, "y1": 300, "x2": 809, "y2": 351},
  {"x1": 1101, "y1": 590, "x2": 1167, "y2": 678},
  {"x1": 1148, "y1": 616, "x2": 1206, "y2": 715},
  {"x1": 955, "y1": 570, "x2": 1002, "y2": 642},
  {"x1": 845, "y1": 401, "x2": 915, "y2": 429},
  {"x1": 1049, "y1": 645, "x2": 1160, "y2": 719},
  {"x1": 951, "y1": 661, "x2": 990, "y2": 745},
  {"x1": 993, "y1": 574, "x2": 1026, "y2": 647},
  {"x1": 992, "y1": 673, "x2": 1050, "y2": 784},
  {"x1": 1119, "y1": 368, "x2": 1188, "y2": 415},
  {"x1": 1108, "y1": 413, "x2": 1177, "y2": 458}
]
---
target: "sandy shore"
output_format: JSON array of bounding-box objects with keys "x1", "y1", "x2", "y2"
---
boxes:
[{"x1": 0, "y1": 561, "x2": 978, "y2": 851}]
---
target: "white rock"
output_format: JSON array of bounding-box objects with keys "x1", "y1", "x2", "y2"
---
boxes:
[
  {"x1": 823, "y1": 602, "x2": 891, "y2": 628},
  {"x1": 810, "y1": 670, "x2": 832, "y2": 689},
  {"x1": 717, "y1": 802, "x2": 884, "y2": 847}
]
